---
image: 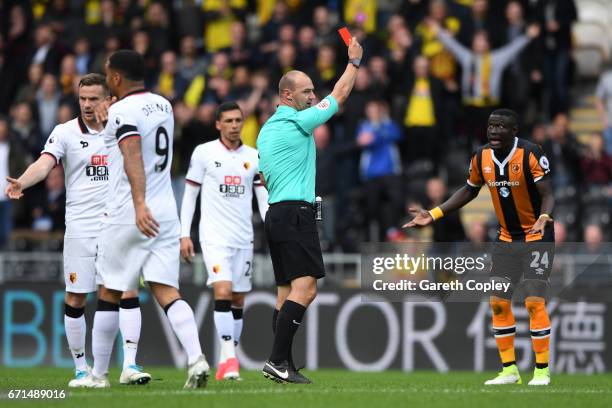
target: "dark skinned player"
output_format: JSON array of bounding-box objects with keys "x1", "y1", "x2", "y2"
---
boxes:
[{"x1": 404, "y1": 109, "x2": 555, "y2": 386}]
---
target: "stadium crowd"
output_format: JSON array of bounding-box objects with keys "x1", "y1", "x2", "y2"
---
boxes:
[{"x1": 0, "y1": 0, "x2": 609, "y2": 253}]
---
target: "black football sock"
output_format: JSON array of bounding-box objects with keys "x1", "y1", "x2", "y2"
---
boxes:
[{"x1": 269, "y1": 300, "x2": 305, "y2": 364}]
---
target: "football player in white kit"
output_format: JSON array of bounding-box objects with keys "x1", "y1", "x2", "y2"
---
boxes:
[
  {"x1": 94, "y1": 50, "x2": 210, "y2": 388},
  {"x1": 4, "y1": 74, "x2": 150, "y2": 387},
  {"x1": 180, "y1": 102, "x2": 269, "y2": 381}
]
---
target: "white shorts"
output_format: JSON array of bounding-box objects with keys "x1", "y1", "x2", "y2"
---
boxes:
[
  {"x1": 96, "y1": 221, "x2": 180, "y2": 292},
  {"x1": 201, "y1": 244, "x2": 253, "y2": 292},
  {"x1": 64, "y1": 237, "x2": 100, "y2": 293}
]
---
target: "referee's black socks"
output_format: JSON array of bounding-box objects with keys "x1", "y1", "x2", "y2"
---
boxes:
[{"x1": 270, "y1": 300, "x2": 305, "y2": 364}]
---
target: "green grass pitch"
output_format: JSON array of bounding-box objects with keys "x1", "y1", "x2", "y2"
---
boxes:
[{"x1": 1, "y1": 367, "x2": 611, "y2": 408}]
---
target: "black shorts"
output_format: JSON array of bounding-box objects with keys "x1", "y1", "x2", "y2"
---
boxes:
[
  {"x1": 491, "y1": 225, "x2": 555, "y2": 285},
  {"x1": 264, "y1": 201, "x2": 325, "y2": 286}
]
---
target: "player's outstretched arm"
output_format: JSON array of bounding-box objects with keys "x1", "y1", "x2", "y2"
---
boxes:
[
  {"x1": 179, "y1": 181, "x2": 201, "y2": 263},
  {"x1": 330, "y1": 37, "x2": 363, "y2": 106},
  {"x1": 403, "y1": 185, "x2": 479, "y2": 228},
  {"x1": 119, "y1": 136, "x2": 159, "y2": 237},
  {"x1": 5, "y1": 154, "x2": 56, "y2": 199},
  {"x1": 254, "y1": 184, "x2": 269, "y2": 221},
  {"x1": 528, "y1": 179, "x2": 555, "y2": 235}
]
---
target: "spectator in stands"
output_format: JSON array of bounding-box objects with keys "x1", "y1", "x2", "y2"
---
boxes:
[
  {"x1": 402, "y1": 56, "x2": 444, "y2": 165},
  {"x1": 540, "y1": 0, "x2": 577, "y2": 117},
  {"x1": 344, "y1": 0, "x2": 378, "y2": 34},
  {"x1": 202, "y1": 0, "x2": 248, "y2": 52},
  {"x1": 595, "y1": 69, "x2": 612, "y2": 155},
  {"x1": 73, "y1": 37, "x2": 93, "y2": 76},
  {"x1": 312, "y1": 6, "x2": 336, "y2": 46},
  {"x1": 178, "y1": 35, "x2": 207, "y2": 83},
  {"x1": 132, "y1": 30, "x2": 159, "y2": 86},
  {"x1": 0, "y1": 117, "x2": 28, "y2": 249},
  {"x1": 90, "y1": 34, "x2": 120, "y2": 74},
  {"x1": 466, "y1": 219, "x2": 488, "y2": 243},
  {"x1": 30, "y1": 165, "x2": 65, "y2": 232},
  {"x1": 459, "y1": 0, "x2": 504, "y2": 48},
  {"x1": 144, "y1": 2, "x2": 172, "y2": 58},
  {"x1": 36, "y1": 73, "x2": 61, "y2": 138},
  {"x1": 553, "y1": 221, "x2": 568, "y2": 245},
  {"x1": 580, "y1": 133, "x2": 611, "y2": 186},
  {"x1": 357, "y1": 99, "x2": 403, "y2": 240},
  {"x1": 227, "y1": 21, "x2": 253, "y2": 67},
  {"x1": 314, "y1": 124, "x2": 336, "y2": 249},
  {"x1": 58, "y1": 54, "x2": 78, "y2": 97},
  {"x1": 296, "y1": 26, "x2": 318, "y2": 70},
  {"x1": 10, "y1": 102, "x2": 41, "y2": 160},
  {"x1": 15, "y1": 63, "x2": 44, "y2": 106},
  {"x1": 501, "y1": 1, "x2": 543, "y2": 124},
  {"x1": 423, "y1": 177, "x2": 466, "y2": 242},
  {"x1": 543, "y1": 113, "x2": 585, "y2": 190},
  {"x1": 85, "y1": 0, "x2": 124, "y2": 51},
  {"x1": 309, "y1": 45, "x2": 338, "y2": 95},
  {"x1": 153, "y1": 50, "x2": 188, "y2": 102},
  {"x1": 430, "y1": 19, "x2": 540, "y2": 144},
  {"x1": 29, "y1": 24, "x2": 61, "y2": 75}
]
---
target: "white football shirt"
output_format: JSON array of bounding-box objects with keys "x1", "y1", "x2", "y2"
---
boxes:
[
  {"x1": 186, "y1": 139, "x2": 262, "y2": 248},
  {"x1": 42, "y1": 117, "x2": 108, "y2": 237},
  {"x1": 103, "y1": 90, "x2": 178, "y2": 224}
]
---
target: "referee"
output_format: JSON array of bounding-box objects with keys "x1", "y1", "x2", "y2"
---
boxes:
[{"x1": 257, "y1": 36, "x2": 363, "y2": 384}]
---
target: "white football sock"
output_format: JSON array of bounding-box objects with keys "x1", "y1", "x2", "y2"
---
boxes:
[
  {"x1": 65, "y1": 313, "x2": 87, "y2": 371},
  {"x1": 214, "y1": 310, "x2": 235, "y2": 362},
  {"x1": 92, "y1": 310, "x2": 119, "y2": 377},
  {"x1": 233, "y1": 317, "x2": 243, "y2": 347},
  {"x1": 119, "y1": 305, "x2": 141, "y2": 369},
  {"x1": 166, "y1": 300, "x2": 203, "y2": 365}
]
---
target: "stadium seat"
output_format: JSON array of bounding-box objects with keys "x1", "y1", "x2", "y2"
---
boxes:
[
  {"x1": 577, "y1": 0, "x2": 611, "y2": 27},
  {"x1": 573, "y1": 47, "x2": 605, "y2": 79},
  {"x1": 572, "y1": 22, "x2": 610, "y2": 60}
]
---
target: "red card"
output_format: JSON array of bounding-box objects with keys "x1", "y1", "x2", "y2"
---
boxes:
[{"x1": 338, "y1": 27, "x2": 352, "y2": 47}]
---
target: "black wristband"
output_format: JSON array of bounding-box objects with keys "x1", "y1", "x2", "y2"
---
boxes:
[{"x1": 349, "y1": 58, "x2": 361, "y2": 68}]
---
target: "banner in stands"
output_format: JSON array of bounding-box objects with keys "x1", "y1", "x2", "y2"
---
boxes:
[{"x1": 0, "y1": 284, "x2": 609, "y2": 373}]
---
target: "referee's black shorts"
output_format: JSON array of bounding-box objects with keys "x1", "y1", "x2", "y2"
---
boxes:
[{"x1": 264, "y1": 201, "x2": 325, "y2": 286}]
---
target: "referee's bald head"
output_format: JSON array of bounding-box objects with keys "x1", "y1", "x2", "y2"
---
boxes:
[
  {"x1": 278, "y1": 70, "x2": 315, "y2": 111},
  {"x1": 278, "y1": 70, "x2": 308, "y2": 94}
]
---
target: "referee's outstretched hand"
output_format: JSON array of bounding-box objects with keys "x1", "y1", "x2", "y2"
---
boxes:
[{"x1": 403, "y1": 207, "x2": 434, "y2": 228}]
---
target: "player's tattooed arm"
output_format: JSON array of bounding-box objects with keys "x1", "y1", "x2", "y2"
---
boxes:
[
  {"x1": 528, "y1": 179, "x2": 554, "y2": 235},
  {"x1": 404, "y1": 185, "x2": 479, "y2": 228},
  {"x1": 119, "y1": 136, "x2": 160, "y2": 237}
]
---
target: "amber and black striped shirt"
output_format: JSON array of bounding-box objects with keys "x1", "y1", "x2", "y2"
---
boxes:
[{"x1": 467, "y1": 137, "x2": 551, "y2": 242}]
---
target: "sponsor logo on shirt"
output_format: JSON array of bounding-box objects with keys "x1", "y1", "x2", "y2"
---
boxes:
[
  {"x1": 220, "y1": 175, "x2": 245, "y2": 197},
  {"x1": 85, "y1": 154, "x2": 109, "y2": 181},
  {"x1": 487, "y1": 180, "x2": 520, "y2": 188}
]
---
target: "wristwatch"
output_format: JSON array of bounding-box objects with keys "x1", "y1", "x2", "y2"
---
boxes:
[{"x1": 349, "y1": 58, "x2": 361, "y2": 68}]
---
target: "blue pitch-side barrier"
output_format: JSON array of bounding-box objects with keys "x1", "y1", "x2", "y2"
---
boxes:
[{"x1": 1, "y1": 284, "x2": 609, "y2": 373}]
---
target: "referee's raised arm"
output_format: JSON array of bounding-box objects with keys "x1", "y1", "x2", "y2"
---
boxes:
[{"x1": 330, "y1": 36, "x2": 363, "y2": 106}]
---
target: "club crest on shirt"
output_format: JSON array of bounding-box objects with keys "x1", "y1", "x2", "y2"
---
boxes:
[
  {"x1": 212, "y1": 265, "x2": 221, "y2": 274},
  {"x1": 511, "y1": 163, "x2": 521, "y2": 174},
  {"x1": 69, "y1": 272, "x2": 77, "y2": 284},
  {"x1": 243, "y1": 162, "x2": 250, "y2": 170}
]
